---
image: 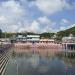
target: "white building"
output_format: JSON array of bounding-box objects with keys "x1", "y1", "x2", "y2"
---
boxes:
[
  {"x1": 62, "y1": 34, "x2": 75, "y2": 50},
  {"x1": 27, "y1": 35, "x2": 40, "y2": 42},
  {"x1": 16, "y1": 35, "x2": 27, "y2": 42},
  {"x1": 16, "y1": 35, "x2": 40, "y2": 43},
  {"x1": 15, "y1": 34, "x2": 56, "y2": 44}
]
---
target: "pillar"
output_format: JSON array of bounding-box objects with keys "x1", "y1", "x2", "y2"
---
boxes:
[{"x1": 65, "y1": 44, "x2": 67, "y2": 50}]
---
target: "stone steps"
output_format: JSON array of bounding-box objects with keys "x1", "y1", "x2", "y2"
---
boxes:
[
  {"x1": 1, "y1": 61, "x2": 9, "y2": 75},
  {"x1": 0, "y1": 58, "x2": 8, "y2": 75},
  {"x1": 0, "y1": 52, "x2": 7, "y2": 62},
  {"x1": 0, "y1": 55, "x2": 8, "y2": 70},
  {"x1": 0, "y1": 50, "x2": 10, "y2": 75}
]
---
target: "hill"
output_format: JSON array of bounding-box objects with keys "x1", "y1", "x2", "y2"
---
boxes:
[
  {"x1": 0, "y1": 26, "x2": 75, "y2": 40},
  {"x1": 57, "y1": 26, "x2": 75, "y2": 40}
]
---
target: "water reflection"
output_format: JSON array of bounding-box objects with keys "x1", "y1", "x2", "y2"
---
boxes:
[{"x1": 4, "y1": 48, "x2": 75, "y2": 75}]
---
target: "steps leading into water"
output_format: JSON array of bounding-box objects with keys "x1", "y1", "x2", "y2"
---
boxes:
[
  {"x1": 0, "y1": 54, "x2": 9, "y2": 75},
  {"x1": 0, "y1": 48, "x2": 11, "y2": 75}
]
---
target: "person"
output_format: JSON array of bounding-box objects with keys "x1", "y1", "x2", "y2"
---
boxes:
[{"x1": 32, "y1": 41, "x2": 35, "y2": 44}]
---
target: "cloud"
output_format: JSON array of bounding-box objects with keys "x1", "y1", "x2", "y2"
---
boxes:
[
  {"x1": 7, "y1": 25, "x2": 20, "y2": 32},
  {"x1": 38, "y1": 16, "x2": 51, "y2": 25},
  {"x1": 0, "y1": 16, "x2": 7, "y2": 23},
  {"x1": 29, "y1": 20, "x2": 40, "y2": 32},
  {"x1": 34, "y1": 0, "x2": 75, "y2": 15},
  {"x1": 29, "y1": 16, "x2": 56, "y2": 33},
  {"x1": 0, "y1": 0, "x2": 75, "y2": 33},
  {"x1": 59, "y1": 23, "x2": 75, "y2": 31},
  {"x1": 18, "y1": 16, "x2": 56, "y2": 33},
  {"x1": 61, "y1": 19, "x2": 70, "y2": 24},
  {"x1": 0, "y1": 0, "x2": 29, "y2": 32},
  {"x1": 59, "y1": 19, "x2": 71, "y2": 30},
  {"x1": 37, "y1": 16, "x2": 56, "y2": 32},
  {"x1": 18, "y1": 20, "x2": 41, "y2": 33},
  {"x1": 59, "y1": 19, "x2": 70, "y2": 31},
  {"x1": 0, "y1": 0, "x2": 24, "y2": 19},
  {"x1": 59, "y1": 19, "x2": 75, "y2": 31}
]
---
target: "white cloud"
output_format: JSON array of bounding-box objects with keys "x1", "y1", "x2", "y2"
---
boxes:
[
  {"x1": 0, "y1": 0, "x2": 28, "y2": 32},
  {"x1": 58, "y1": 18, "x2": 71, "y2": 31},
  {"x1": 61, "y1": 19, "x2": 70, "y2": 24},
  {"x1": 37, "y1": 16, "x2": 56, "y2": 32},
  {"x1": 18, "y1": 28, "x2": 25, "y2": 32},
  {"x1": 38, "y1": 16, "x2": 51, "y2": 25},
  {"x1": 1, "y1": 0, "x2": 23, "y2": 14},
  {"x1": 59, "y1": 23, "x2": 75, "y2": 31},
  {"x1": 7, "y1": 25, "x2": 19, "y2": 32},
  {"x1": 18, "y1": 21, "x2": 40, "y2": 33},
  {"x1": 0, "y1": 0, "x2": 74, "y2": 33},
  {"x1": 18, "y1": 16, "x2": 55, "y2": 33},
  {"x1": 59, "y1": 22, "x2": 75, "y2": 31},
  {"x1": 34, "y1": 0, "x2": 74, "y2": 15},
  {"x1": 0, "y1": 16, "x2": 7, "y2": 23},
  {"x1": 71, "y1": 24, "x2": 75, "y2": 27},
  {"x1": 29, "y1": 20, "x2": 40, "y2": 32},
  {"x1": 29, "y1": 16, "x2": 56, "y2": 33}
]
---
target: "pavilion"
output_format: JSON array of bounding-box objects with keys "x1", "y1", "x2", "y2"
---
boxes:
[{"x1": 62, "y1": 34, "x2": 75, "y2": 50}]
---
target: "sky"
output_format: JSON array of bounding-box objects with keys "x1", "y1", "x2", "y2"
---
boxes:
[{"x1": 0, "y1": 0, "x2": 75, "y2": 33}]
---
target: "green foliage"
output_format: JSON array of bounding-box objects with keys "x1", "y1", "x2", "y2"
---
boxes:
[
  {"x1": 1, "y1": 33, "x2": 15, "y2": 38},
  {"x1": 40, "y1": 32, "x2": 55, "y2": 39},
  {"x1": 57, "y1": 26, "x2": 75, "y2": 40}
]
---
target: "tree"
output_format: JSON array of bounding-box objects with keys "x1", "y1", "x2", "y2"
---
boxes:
[
  {"x1": 40, "y1": 32, "x2": 55, "y2": 39},
  {"x1": 0, "y1": 29, "x2": 2, "y2": 38}
]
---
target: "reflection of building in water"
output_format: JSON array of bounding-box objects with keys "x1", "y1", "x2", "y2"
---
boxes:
[
  {"x1": 62, "y1": 58, "x2": 75, "y2": 68},
  {"x1": 62, "y1": 34, "x2": 75, "y2": 50},
  {"x1": 14, "y1": 48, "x2": 58, "y2": 57}
]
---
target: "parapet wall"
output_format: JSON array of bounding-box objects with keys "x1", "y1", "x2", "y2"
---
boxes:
[{"x1": 14, "y1": 42, "x2": 62, "y2": 49}]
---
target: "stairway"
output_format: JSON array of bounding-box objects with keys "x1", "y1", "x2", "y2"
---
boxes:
[{"x1": 0, "y1": 45, "x2": 11, "y2": 75}]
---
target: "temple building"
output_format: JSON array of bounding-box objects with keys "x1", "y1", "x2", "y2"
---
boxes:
[
  {"x1": 40, "y1": 39, "x2": 55, "y2": 43},
  {"x1": 62, "y1": 34, "x2": 75, "y2": 50},
  {"x1": 16, "y1": 35, "x2": 40, "y2": 43},
  {"x1": 16, "y1": 35, "x2": 27, "y2": 42},
  {"x1": 15, "y1": 34, "x2": 56, "y2": 44},
  {"x1": 27, "y1": 35, "x2": 40, "y2": 42}
]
